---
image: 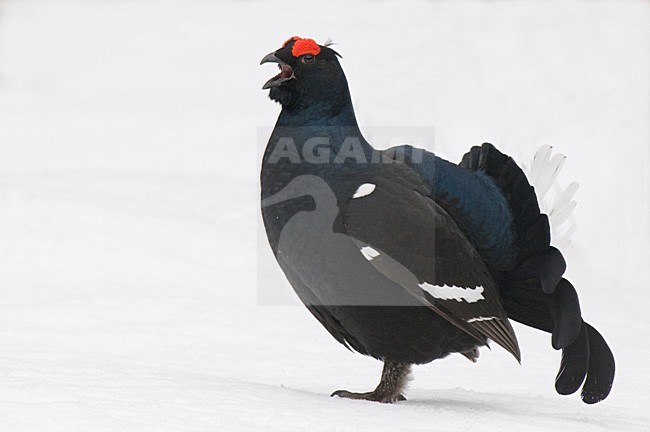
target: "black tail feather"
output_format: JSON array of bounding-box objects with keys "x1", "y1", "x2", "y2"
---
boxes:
[
  {"x1": 555, "y1": 322, "x2": 589, "y2": 395},
  {"x1": 461, "y1": 143, "x2": 615, "y2": 403},
  {"x1": 549, "y1": 279, "x2": 582, "y2": 349},
  {"x1": 581, "y1": 323, "x2": 615, "y2": 404},
  {"x1": 460, "y1": 143, "x2": 550, "y2": 262},
  {"x1": 510, "y1": 246, "x2": 566, "y2": 294},
  {"x1": 554, "y1": 321, "x2": 615, "y2": 403}
]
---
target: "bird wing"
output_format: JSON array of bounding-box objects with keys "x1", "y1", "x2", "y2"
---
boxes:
[
  {"x1": 341, "y1": 162, "x2": 520, "y2": 361},
  {"x1": 382, "y1": 145, "x2": 518, "y2": 271}
]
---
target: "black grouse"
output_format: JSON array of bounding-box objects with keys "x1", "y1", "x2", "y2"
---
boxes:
[{"x1": 259, "y1": 36, "x2": 615, "y2": 404}]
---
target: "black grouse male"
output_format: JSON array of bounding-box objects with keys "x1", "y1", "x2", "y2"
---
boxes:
[{"x1": 260, "y1": 36, "x2": 614, "y2": 404}]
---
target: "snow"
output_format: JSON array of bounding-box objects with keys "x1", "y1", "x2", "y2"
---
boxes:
[{"x1": 0, "y1": 0, "x2": 648, "y2": 431}]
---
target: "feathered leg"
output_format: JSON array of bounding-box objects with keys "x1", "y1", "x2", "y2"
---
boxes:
[{"x1": 331, "y1": 361, "x2": 411, "y2": 403}]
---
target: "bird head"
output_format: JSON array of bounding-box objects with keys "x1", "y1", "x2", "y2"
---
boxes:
[{"x1": 260, "y1": 36, "x2": 347, "y2": 111}]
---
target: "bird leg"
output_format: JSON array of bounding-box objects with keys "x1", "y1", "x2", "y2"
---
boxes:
[{"x1": 331, "y1": 361, "x2": 411, "y2": 403}]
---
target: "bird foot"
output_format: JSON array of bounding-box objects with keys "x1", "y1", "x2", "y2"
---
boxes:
[
  {"x1": 331, "y1": 361, "x2": 411, "y2": 403},
  {"x1": 330, "y1": 389, "x2": 406, "y2": 403}
]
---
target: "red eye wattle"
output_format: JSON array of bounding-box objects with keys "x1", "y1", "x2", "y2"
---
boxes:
[{"x1": 291, "y1": 38, "x2": 321, "y2": 58}]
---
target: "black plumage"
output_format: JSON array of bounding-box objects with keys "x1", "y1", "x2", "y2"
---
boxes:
[{"x1": 259, "y1": 36, "x2": 615, "y2": 404}]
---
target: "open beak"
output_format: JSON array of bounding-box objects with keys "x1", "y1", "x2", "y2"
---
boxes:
[{"x1": 260, "y1": 52, "x2": 295, "y2": 90}]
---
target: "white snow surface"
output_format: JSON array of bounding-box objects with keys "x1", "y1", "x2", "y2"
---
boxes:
[{"x1": 0, "y1": 0, "x2": 649, "y2": 431}]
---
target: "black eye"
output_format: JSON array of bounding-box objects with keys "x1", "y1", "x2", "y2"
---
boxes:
[{"x1": 302, "y1": 54, "x2": 315, "y2": 64}]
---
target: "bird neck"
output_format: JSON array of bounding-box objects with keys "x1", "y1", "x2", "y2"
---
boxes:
[
  {"x1": 266, "y1": 94, "x2": 375, "y2": 170},
  {"x1": 277, "y1": 87, "x2": 359, "y2": 128}
]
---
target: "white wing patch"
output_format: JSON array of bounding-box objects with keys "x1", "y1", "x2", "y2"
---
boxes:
[
  {"x1": 419, "y1": 282, "x2": 485, "y2": 303},
  {"x1": 352, "y1": 183, "x2": 376, "y2": 198},
  {"x1": 467, "y1": 316, "x2": 498, "y2": 323},
  {"x1": 360, "y1": 246, "x2": 380, "y2": 260}
]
